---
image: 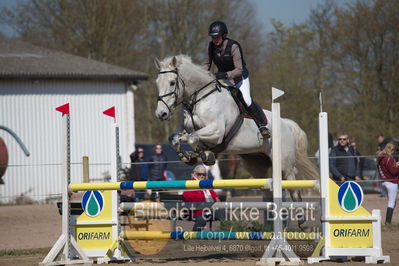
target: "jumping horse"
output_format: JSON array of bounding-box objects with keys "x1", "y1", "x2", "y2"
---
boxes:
[{"x1": 154, "y1": 55, "x2": 319, "y2": 222}]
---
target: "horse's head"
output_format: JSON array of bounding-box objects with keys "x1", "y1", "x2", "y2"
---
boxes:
[{"x1": 154, "y1": 56, "x2": 183, "y2": 121}]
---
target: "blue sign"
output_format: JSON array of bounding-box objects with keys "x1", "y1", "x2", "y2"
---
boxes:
[
  {"x1": 338, "y1": 181, "x2": 364, "y2": 212},
  {"x1": 81, "y1": 190, "x2": 104, "y2": 217}
]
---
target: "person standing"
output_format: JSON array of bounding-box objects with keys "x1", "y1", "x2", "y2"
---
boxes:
[
  {"x1": 377, "y1": 142, "x2": 399, "y2": 224},
  {"x1": 149, "y1": 144, "x2": 168, "y2": 181},
  {"x1": 203, "y1": 21, "x2": 270, "y2": 138},
  {"x1": 129, "y1": 147, "x2": 149, "y2": 181},
  {"x1": 376, "y1": 134, "x2": 388, "y2": 152},
  {"x1": 128, "y1": 147, "x2": 149, "y2": 200},
  {"x1": 376, "y1": 135, "x2": 389, "y2": 197},
  {"x1": 329, "y1": 133, "x2": 360, "y2": 184},
  {"x1": 350, "y1": 139, "x2": 364, "y2": 179}
]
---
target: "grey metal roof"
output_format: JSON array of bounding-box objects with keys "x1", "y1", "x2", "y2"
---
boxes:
[{"x1": 0, "y1": 37, "x2": 148, "y2": 81}]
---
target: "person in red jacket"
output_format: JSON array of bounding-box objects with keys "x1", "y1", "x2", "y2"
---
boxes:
[
  {"x1": 377, "y1": 141, "x2": 399, "y2": 224},
  {"x1": 182, "y1": 165, "x2": 225, "y2": 231}
]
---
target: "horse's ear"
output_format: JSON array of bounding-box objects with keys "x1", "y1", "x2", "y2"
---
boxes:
[
  {"x1": 154, "y1": 57, "x2": 161, "y2": 70},
  {"x1": 171, "y1": 56, "x2": 177, "y2": 68}
]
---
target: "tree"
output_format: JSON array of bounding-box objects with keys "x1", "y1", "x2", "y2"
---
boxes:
[
  {"x1": 309, "y1": 0, "x2": 399, "y2": 154},
  {"x1": 1, "y1": 0, "x2": 264, "y2": 143},
  {"x1": 253, "y1": 0, "x2": 399, "y2": 155}
]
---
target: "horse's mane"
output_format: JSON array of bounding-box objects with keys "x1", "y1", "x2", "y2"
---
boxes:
[{"x1": 160, "y1": 55, "x2": 213, "y2": 79}]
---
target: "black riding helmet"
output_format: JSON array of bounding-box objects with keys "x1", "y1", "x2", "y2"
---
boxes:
[{"x1": 208, "y1": 21, "x2": 228, "y2": 36}]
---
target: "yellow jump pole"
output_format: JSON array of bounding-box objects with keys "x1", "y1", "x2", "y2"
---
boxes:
[
  {"x1": 121, "y1": 231, "x2": 319, "y2": 241},
  {"x1": 69, "y1": 179, "x2": 318, "y2": 192}
]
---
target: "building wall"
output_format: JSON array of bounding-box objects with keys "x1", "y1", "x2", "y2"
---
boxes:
[{"x1": 0, "y1": 79, "x2": 135, "y2": 202}]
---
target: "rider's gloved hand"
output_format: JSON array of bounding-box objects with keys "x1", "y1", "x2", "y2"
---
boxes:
[{"x1": 215, "y1": 72, "x2": 227, "y2": 80}]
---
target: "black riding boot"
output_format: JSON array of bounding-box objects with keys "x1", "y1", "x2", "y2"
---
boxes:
[
  {"x1": 247, "y1": 102, "x2": 270, "y2": 138},
  {"x1": 386, "y1": 207, "x2": 394, "y2": 224}
]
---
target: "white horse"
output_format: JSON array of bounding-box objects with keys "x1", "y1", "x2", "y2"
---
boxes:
[{"x1": 154, "y1": 55, "x2": 319, "y2": 186}]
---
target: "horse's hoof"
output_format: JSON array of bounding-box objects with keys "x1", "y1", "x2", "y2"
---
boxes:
[
  {"x1": 201, "y1": 151, "x2": 215, "y2": 166},
  {"x1": 186, "y1": 158, "x2": 198, "y2": 166},
  {"x1": 200, "y1": 152, "x2": 207, "y2": 162},
  {"x1": 178, "y1": 151, "x2": 197, "y2": 165},
  {"x1": 188, "y1": 151, "x2": 199, "y2": 158},
  {"x1": 177, "y1": 152, "x2": 186, "y2": 161},
  {"x1": 179, "y1": 152, "x2": 191, "y2": 163}
]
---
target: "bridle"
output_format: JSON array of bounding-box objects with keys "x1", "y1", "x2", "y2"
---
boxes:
[
  {"x1": 157, "y1": 69, "x2": 221, "y2": 118},
  {"x1": 157, "y1": 70, "x2": 184, "y2": 115}
]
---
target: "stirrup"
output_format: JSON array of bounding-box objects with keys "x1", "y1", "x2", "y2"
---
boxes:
[{"x1": 259, "y1": 126, "x2": 270, "y2": 138}]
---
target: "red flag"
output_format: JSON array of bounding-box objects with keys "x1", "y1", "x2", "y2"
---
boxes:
[
  {"x1": 55, "y1": 103, "x2": 70, "y2": 114},
  {"x1": 103, "y1": 106, "x2": 115, "y2": 119}
]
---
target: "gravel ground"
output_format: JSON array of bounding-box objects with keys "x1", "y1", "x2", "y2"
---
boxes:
[{"x1": 0, "y1": 194, "x2": 398, "y2": 265}]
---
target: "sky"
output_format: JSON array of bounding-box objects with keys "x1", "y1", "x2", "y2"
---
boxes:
[
  {"x1": 0, "y1": 0, "x2": 18, "y2": 37},
  {"x1": 0, "y1": 0, "x2": 354, "y2": 37},
  {"x1": 250, "y1": 0, "x2": 323, "y2": 31},
  {"x1": 250, "y1": 0, "x2": 354, "y2": 32}
]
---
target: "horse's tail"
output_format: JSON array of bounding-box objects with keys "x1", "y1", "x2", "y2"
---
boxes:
[{"x1": 285, "y1": 119, "x2": 320, "y2": 181}]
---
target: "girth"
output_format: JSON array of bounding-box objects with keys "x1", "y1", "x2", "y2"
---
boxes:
[{"x1": 209, "y1": 113, "x2": 244, "y2": 154}]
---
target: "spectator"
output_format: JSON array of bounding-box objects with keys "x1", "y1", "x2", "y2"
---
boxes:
[
  {"x1": 149, "y1": 144, "x2": 167, "y2": 181},
  {"x1": 376, "y1": 135, "x2": 389, "y2": 197},
  {"x1": 350, "y1": 139, "x2": 365, "y2": 179},
  {"x1": 182, "y1": 165, "x2": 225, "y2": 231},
  {"x1": 329, "y1": 133, "x2": 360, "y2": 184},
  {"x1": 376, "y1": 134, "x2": 388, "y2": 152},
  {"x1": 376, "y1": 142, "x2": 399, "y2": 224},
  {"x1": 129, "y1": 147, "x2": 149, "y2": 181},
  {"x1": 128, "y1": 147, "x2": 149, "y2": 200}
]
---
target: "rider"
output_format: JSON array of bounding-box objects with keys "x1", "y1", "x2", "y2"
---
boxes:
[{"x1": 204, "y1": 21, "x2": 270, "y2": 138}]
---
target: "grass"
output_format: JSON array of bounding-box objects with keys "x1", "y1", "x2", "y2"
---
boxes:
[{"x1": 0, "y1": 248, "x2": 49, "y2": 257}]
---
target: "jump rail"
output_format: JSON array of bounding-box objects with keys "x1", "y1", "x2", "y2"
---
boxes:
[
  {"x1": 120, "y1": 201, "x2": 319, "y2": 212},
  {"x1": 69, "y1": 179, "x2": 318, "y2": 192},
  {"x1": 121, "y1": 231, "x2": 319, "y2": 241}
]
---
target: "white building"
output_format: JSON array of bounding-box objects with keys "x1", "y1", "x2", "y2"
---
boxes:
[{"x1": 0, "y1": 37, "x2": 147, "y2": 203}]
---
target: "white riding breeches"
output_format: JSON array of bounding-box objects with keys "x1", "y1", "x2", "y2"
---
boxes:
[
  {"x1": 235, "y1": 77, "x2": 252, "y2": 106},
  {"x1": 383, "y1": 181, "x2": 398, "y2": 208}
]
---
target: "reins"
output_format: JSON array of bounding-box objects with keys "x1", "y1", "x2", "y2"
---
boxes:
[
  {"x1": 157, "y1": 69, "x2": 223, "y2": 128},
  {"x1": 157, "y1": 67, "x2": 243, "y2": 153}
]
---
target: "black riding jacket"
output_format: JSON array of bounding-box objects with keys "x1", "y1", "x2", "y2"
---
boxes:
[{"x1": 205, "y1": 38, "x2": 249, "y2": 84}]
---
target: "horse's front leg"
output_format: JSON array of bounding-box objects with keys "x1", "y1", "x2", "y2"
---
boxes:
[
  {"x1": 168, "y1": 131, "x2": 200, "y2": 165},
  {"x1": 186, "y1": 123, "x2": 224, "y2": 165},
  {"x1": 168, "y1": 132, "x2": 180, "y2": 151}
]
